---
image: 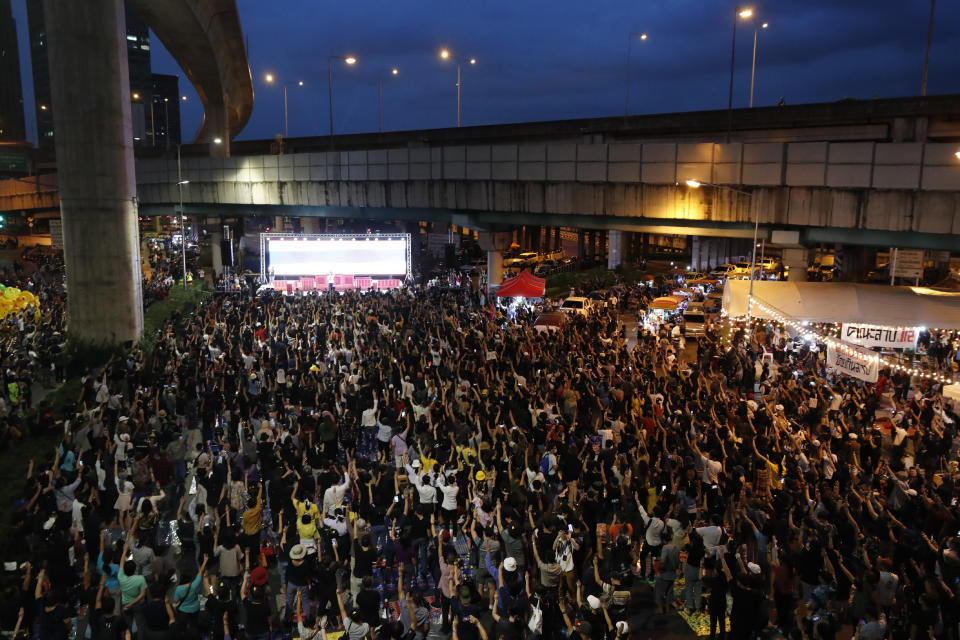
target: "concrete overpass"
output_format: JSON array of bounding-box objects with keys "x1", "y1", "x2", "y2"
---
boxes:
[{"x1": 133, "y1": 96, "x2": 960, "y2": 258}]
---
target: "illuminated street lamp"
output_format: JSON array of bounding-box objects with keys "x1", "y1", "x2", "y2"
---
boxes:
[
  {"x1": 328, "y1": 55, "x2": 357, "y2": 142},
  {"x1": 439, "y1": 49, "x2": 477, "y2": 127},
  {"x1": 264, "y1": 73, "x2": 305, "y2": 138},
  {"x1": 378, "y1": 67, "x2": 400, "y2": 132},
  {"x1": 625, "y1": 32, "x2": 649, "y2": 116},
  {"x1": 685, "y1": 178, "x2": 759, "y2": 299}
]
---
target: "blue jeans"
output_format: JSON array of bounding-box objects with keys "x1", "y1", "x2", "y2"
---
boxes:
[
  {"x1": 173, "y1": 460, "x2": 187, "y2": 484},
  {"x1": 684, "y1": 563, "x2": 703, "y2": 610},
  {"x1": 371, "y1": 525, "x2": 388, "y2": 552},
  {"x1": 285, "y1": 584, "x2": 312, "y2": 618}
]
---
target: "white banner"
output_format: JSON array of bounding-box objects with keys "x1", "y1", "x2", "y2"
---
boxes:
[
  {"x1": 827, "y1": 342, "x2": 879, "y2": 383},
  {"x1": 840, "y1": 323, "x2": 919, "y2": 350}
]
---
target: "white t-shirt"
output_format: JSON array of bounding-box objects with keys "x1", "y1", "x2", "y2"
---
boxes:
[
  {"x1": 701, "y1": 455, "x2": 722, "y2": 484},
  {"x1": 439, "y1": 483, "x2": 459, "y2": 510}
]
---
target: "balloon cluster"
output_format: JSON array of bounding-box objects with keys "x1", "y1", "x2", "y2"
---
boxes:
[{"x1": 0, "y1": 284, "x2": 41, "y2": 321}]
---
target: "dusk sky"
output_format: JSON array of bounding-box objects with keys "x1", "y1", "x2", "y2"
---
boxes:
[{"x1": 11, "y1": 0, "x2": 960, "y2": 143}]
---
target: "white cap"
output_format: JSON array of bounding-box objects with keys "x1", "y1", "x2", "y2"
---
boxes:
[
  {"x1": 747, "y1": 562, "x2": 761, "y2": 574},
  {"x1": 411, "y1": 459, "x2": 421, "y2": 468},
  {"x1": 586, "y1": 595, "x2": 601, "y2": 610},
  {"x1": 503, "y1": 557, "x2": 517, "y2": 572},
  {"x1": 616, "y1": 621, "x2": 629, "y2": 634}
]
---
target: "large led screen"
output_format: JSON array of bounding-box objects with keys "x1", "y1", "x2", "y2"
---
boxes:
[{"x1": 265, "y1": 235, "x2": 408, "y2": 277}]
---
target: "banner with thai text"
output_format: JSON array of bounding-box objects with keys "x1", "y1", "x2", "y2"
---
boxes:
[
  {"x1": 840, "y1": 323, "x2": 919, "y2": 350},
  {"x1": 827, "y1": 342, "x2": 879, "y2": 383}
]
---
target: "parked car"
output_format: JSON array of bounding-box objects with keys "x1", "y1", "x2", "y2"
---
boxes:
[
  {"x1": 558, "y1": 296, "x2": 594, "y2": 316},
  {"x1": 710, "y1": 264, "x2": 737, "y2": 279},
  {"x1": 533, "y1": 264, "x2": 554, "y2": 278}
]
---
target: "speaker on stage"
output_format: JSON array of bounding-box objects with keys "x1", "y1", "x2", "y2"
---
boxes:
[
  {"x1": 444, "y1": 243, "x2": 456, "y2": 268},
  {"x1": 220, "y1": 239, "x2": 234, "y2": 266}
]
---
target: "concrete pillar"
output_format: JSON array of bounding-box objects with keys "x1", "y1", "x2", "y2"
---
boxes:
[
  {"x1": 302, "y1": 217, "x2": 320, "y2": 234},
  {"x1": 553, "y1": 227, "x2": 561, "y2": 251},
  {"x1": 586, "y1": 231, "x2": 595, "y2": 261},
  {"x1": 211, "y1": 231, "x2": 223, "y2": 279},
  {"x1": 597, "y1": 231, "x2": 606, "y2": 262},
  {"x1": 782, "y1": 248, "x2": 809, "y2": 282},
  {"x1": 273, "y1": 216, "x2": 285, "y2": 232},
  {"x1": 478, "y1": 231, "x2": 512, "y2": 296},
  {"x1": 608, "y1": 230, "x2": 624, "y2": 270},
  {"x1": 577, "y1": 230, "x2": 586, "y2": 260},
  {"x1": 46, "y1": 0, "x2": 142, "y2": 344}
]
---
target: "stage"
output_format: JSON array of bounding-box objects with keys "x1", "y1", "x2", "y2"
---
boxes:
[
  {"x1": 259, "y1": 232, "x2": 411, "y2": 292},
  {"x1": 265, "y1": 274, "x2": 405, "y2": 293}
]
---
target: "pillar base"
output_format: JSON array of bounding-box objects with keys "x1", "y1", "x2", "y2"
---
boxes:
[{"x1": 782, "y1": 248, "x2": 809, "y2": 282}]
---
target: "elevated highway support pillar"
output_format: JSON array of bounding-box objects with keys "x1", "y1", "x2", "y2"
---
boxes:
[
  {"x1": 45, "y1": 0, "x2": 143, "y2": 344},
  {"x1": 479, "y1": 231, "x2": 512, "y2": 297},
  {"x1": 782, "y1": 248, "x2": 809, "y2": 282}
]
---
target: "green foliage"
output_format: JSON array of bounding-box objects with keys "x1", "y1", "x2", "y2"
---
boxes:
[
  {"x1": 0, "y1": 285, "x2": 208, "y2": 546},
  {"x1": 0, "y1": 377, "x2": 83, "y2": 546},
  {"x1": 140, "y1": 285, "x2": 210, "y2": 356}
]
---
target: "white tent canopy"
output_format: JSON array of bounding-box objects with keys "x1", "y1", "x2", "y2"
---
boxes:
[
  {"x1": 945, "y1": 384, "x2": 960, "y2": 402},
  {"x1": 723, "y1": 280, "x2": 960, "y2": 329}
]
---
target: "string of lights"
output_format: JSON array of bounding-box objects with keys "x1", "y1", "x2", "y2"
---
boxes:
[{"x1": 736, "y1": 295, "x2": 958, "y2": 385}]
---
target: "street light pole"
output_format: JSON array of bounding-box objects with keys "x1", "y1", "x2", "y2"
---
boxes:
[
  {"x1": 726, "y1": 9, "x2": 739, "y2": 142},
  {"x1": 283, "y1": 84, "x2": 288, "y2": 139},
  {"x1": 176, "y1": 144, "x2": 188, "y2": 290},
  {"x1": 727, "y1": 8, "x2": 753, "y2": 141},
  {"x1": 749, "y1": 20, "x2": 768, "y2": 108},
  {"x1": 327, "y1": 58, "x2": 335, "y2": 140},
  {"x1": 921, "y1": 0, "x2": 936, "y2": 96},
  {"x1": 749, "y1": 27, "x2": 758, "y2": 108},
  {"x1": 440, "y1": 50, "x2": 475, "y2": 128}
]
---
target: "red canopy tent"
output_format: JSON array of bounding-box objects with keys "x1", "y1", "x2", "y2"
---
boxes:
[{"x1": 496, "y1": 270, "x2": 546, "y2": 297}]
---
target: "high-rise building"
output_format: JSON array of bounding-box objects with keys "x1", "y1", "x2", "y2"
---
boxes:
[
  {"x1": 149, "y1": 73, "x2": 181, "y2": 149},
  {"x1": 27, "y1": 0, "x2": 153, "y2": 150},
  {"x1": 0, "y1": 0, "x2": 26, "y2": 141}
]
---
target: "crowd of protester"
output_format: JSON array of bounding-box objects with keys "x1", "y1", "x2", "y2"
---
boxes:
[{"x1": 1, "y1": 278, "x2": 960, "y2": 640}]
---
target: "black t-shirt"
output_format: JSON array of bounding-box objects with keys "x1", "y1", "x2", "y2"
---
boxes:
[
  {"x1": 285, "y1": 557, "x2": 314, "y2": 587},
  {"x1": 205, "y1": 596, "x2": 238, "y2": 640},
  {"x1": 409, "y1": 514, "x2": 429, "y2": 540},
  {"x1": 0, "y1": 588, "x2": 24, "y2": 632},
  {"x1": 142, "y1": 599, "x2": 170, "y2": 631},
  {"x1": 243, "y1": 598, "x2": 271, "y2": 635},
  {"x1": 356, "y1": 588, "x2": 381, "y2": 625},
  {"x1": 353, "y1": 542, "x2": 377, "y2": 578},
  {"x1": 88, "y1": 608, "x2": 127, "y2": 640}
]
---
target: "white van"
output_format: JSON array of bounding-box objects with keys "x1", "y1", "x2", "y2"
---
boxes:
[{"x1": 683, "y1": 303, "x2": 707, "y2": 337}]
